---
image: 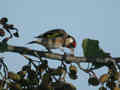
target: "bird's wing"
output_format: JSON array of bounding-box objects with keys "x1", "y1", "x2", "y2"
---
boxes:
[{"x1": 35, "y1": 29, "x2": 67, "y2": 39}]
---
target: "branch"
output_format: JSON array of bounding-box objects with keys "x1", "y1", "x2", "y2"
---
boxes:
[{"x1": 0, "y1": 42, "x2": 120, "y2": 64}]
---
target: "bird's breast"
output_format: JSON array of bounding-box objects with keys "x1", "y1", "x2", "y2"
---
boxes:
[{"x1": 45, "y1": 37, "x2": 64, "y2": 49}]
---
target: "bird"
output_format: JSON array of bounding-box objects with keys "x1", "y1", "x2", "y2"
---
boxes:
[{"x1": 27, "y1": 29, "x2": 76, "y2": 55}]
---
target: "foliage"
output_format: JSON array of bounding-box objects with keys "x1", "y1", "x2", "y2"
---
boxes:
[{"x1": 82, "y1": 38, "x2": 112, "y2": 70}]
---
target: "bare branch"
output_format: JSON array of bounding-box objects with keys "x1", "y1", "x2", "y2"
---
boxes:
[{"x1": 0, "y1": 42, "x2": 120, "y2": 64}]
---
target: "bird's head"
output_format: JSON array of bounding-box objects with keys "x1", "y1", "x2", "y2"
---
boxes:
[
  {"x1": 65, "y1": 35, "x2": 76, "y2": 49},
  {"x1": 64, "y1": 35, "x2": 76, "y2": 56}
]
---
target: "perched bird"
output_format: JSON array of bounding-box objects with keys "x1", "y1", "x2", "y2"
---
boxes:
[{"x1": 27, "y1": 29, "x2": 76, "y2": 55}]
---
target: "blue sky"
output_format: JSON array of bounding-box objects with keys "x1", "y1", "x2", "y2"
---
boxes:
[{"x1": 0, "y1": 0, "x2": 120, "y2": 90}]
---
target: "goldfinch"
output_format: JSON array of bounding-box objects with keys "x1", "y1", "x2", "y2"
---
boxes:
[{"x1": 27, "y1": 29, "x2": 76, "y2": 55}]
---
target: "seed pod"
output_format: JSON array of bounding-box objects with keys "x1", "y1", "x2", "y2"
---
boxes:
[
  {"x1": 17, "y1": 71, "x2": 27, "y2": 78},
  {"x1": 8, "y1": 72, "x2": 21, "y2": 81},
  {"x1": 99, "y1": 74, "x2": 109, "y2": 84},
  {"x1": 50, "y1": 67, "x2": 65, "y2": 76},
  {"x1": 0, "y1": 17, "x2": 8, "y2": 25},
  {"x1": 52, "y1": 81, "x2": 76, "y2": 90},
  {"x1": 88, "y1": 76, "x2": 99, "y2": 86},
  {"x1": 13, "y1": 32, "x2": 19, "y2": 38},
  {"x1": 42, "y1": 73, "x2": 52, "y2": 85},
  {"x1": 14, "y1": 83, "x2": 22, "y2": 90},
  {"x1": 27, "y1": 69, "x2": 37, "y2": 80},
  {"x1": 22, "y1": 65, "x2": 31, "y2": 71},
  {"x1": 99, "y1": 86, "x2": 107, "y2": 90},
  {"x1": 114, "y1": 72, "x2": 120, "y2": 81},
  {"x1": 68, "y1": 73, "x2": 77, "y2": 80},
  {"x1": 0, "y1": 28, "x2": 5, "y2": 37},
  {"x1": 57, "y1": 67, "x2": 65, "y2": 75},
  {"x1": 69, "y1": 65, "x2": 77, "y2": 74},
  {"x1": 113, "y1": 87, "x2": 120, "y2": 90},
  {"x1": 37, "y1": 65, "x2": 45, "y2": 73},
  {"x1": 8, "y1": 82, "x2": 22, "y2": 90},
  {"x1": 106, "y1": 81, "x2": 116, "y2": 88}
]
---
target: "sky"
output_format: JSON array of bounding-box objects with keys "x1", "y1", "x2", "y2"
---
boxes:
[{"x1": 0, "y1": 0, "x2": 120, "y2": 90}]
